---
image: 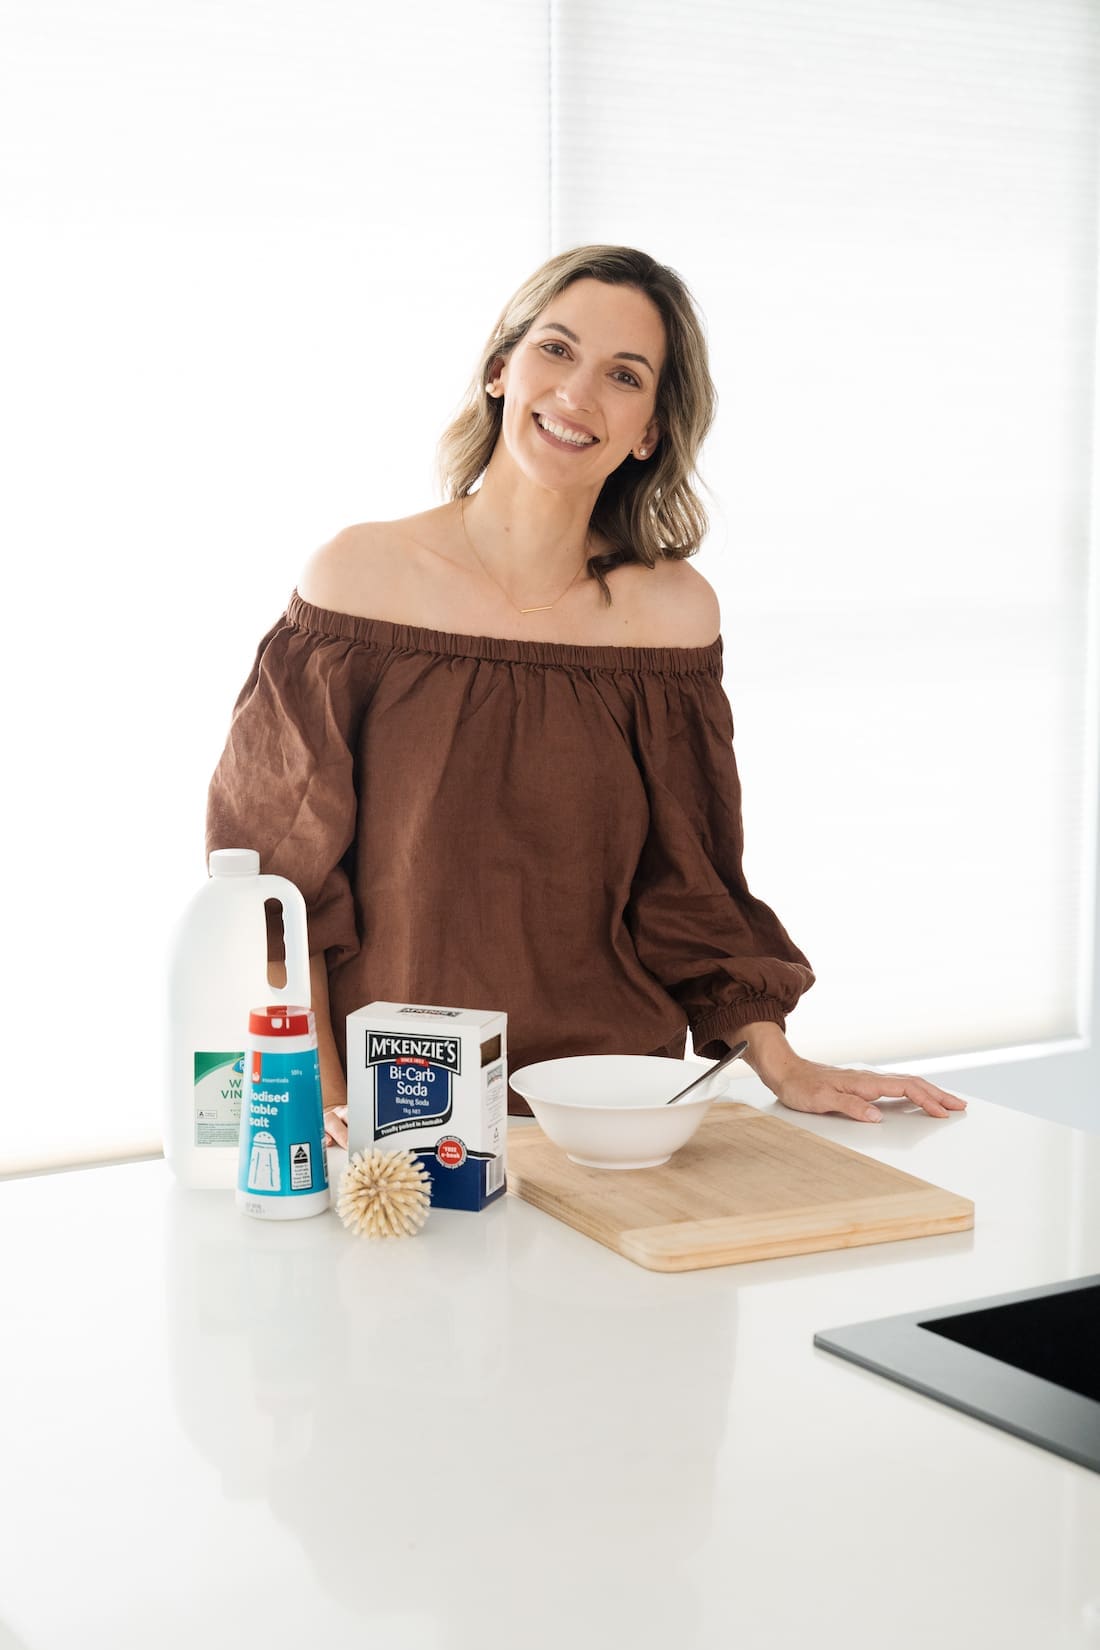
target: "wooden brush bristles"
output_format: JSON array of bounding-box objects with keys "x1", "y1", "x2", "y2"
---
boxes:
[{"x1": 336, "y1": 1148, "x2": 432, "y2": 1238}]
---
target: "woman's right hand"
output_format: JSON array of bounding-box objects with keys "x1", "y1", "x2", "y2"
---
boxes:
[{"x1": 323, "y1": 1104, "x2": 349, "y2": 1149}]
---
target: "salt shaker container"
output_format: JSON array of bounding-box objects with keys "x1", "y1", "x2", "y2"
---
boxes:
[{"x1": 236, "y1": 1005, "x2": 330, "y2": 1219}]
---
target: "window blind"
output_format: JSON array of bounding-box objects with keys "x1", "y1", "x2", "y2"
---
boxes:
[{"x1": 553, "y1": 0, "x2": 1100, "y2": 1072}]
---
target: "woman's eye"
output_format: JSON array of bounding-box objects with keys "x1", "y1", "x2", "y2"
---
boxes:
[{"x1": 539, "y1": 342, "x2": 639, "y2": 387}]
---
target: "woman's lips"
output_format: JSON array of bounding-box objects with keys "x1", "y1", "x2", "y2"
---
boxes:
[{"x1": 532, "y1": 412, "x2": 598, "y2": 453}]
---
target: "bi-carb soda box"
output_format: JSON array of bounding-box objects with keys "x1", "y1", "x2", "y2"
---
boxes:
[{"x1": 345, "y1": 1001, "x2": 508, "y2": 1210}]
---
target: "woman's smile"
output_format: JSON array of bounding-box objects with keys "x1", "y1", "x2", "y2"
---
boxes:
[{"x1": 532, "y1": 411, "x2": 600, "y2": 452}]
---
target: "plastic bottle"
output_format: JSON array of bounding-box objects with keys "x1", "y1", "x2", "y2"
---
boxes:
[
  {"x1": 165, "y1": 848, "x2": 311, "y2": 1189},
  {"x1": 237, "y1": 1005, "x2": 330, "y2": 1219}
]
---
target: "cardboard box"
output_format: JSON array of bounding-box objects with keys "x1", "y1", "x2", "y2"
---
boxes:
[{"x1": 346, "y1": 1001, "x2": 508, "y2": 1210}]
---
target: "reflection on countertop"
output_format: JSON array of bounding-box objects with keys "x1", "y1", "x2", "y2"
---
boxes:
[
  {"x1": 163, "y1": 1175, "x2": 736, "y2": 1647},
  {"x1": 0, "y1": 1089, "x2": 1097, "y2": 1649}
]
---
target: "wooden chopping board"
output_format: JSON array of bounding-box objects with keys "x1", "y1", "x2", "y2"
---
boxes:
[{"x1": 506, "y1": 1103, "x2": 974, "y2": 1272}]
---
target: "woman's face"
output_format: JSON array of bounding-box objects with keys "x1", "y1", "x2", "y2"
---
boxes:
[{"x1": 492, "y1": 278, "x2": 666, "y2": 484}]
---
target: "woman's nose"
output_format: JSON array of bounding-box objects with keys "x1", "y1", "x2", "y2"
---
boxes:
[{"x1": 556, "y1": 367, "x2": 599, "y2": 409}]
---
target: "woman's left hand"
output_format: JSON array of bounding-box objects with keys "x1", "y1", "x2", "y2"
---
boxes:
[{"x1": 773, "y1": 1058, "x2": 968, "y2": 1124}]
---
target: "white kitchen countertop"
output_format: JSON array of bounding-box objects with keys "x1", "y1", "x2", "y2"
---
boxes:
[{"x1": 1, "y1": 1079, "x2": 1098, "y2": 1650}]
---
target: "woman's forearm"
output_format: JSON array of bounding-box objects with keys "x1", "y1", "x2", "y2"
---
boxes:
[
  {"x1": 729, "y1": 1019, "x2": 805, "y2": 1095},
  {"x1": 309, "y1": 951, "x2": 347, "y2": 1108}
]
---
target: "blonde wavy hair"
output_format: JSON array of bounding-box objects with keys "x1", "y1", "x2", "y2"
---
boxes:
[{"x1": 434, "y1": 244, "x2": 718, "y2": 607}]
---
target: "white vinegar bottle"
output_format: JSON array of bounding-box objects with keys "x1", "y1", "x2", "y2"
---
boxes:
[{"x1": 165, "y1": 848, "x2": 312, "y2": 1189}]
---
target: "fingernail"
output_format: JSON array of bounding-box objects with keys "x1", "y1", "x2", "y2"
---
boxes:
[{"x1": 866, "y1": 1106, "x2": 882, "y2": 1121}]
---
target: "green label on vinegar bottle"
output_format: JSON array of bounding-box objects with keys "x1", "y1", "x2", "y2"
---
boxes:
[{"x1": 194, "y1": 1052, "x2": 244, "y2": 1146}]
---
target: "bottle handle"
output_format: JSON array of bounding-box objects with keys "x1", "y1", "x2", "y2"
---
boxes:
[{"x1": 256, "y1": 874, "x2": 312, "y2": 1006}]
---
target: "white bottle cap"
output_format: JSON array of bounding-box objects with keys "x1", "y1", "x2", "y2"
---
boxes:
[{"x1": 209, "y1": 848, "x2": 261, "y2": 877}]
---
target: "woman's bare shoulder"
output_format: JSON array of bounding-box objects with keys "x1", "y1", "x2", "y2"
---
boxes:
[
  {"x1": 638, "y1": 556, "x2": 721, "y2": 646},
  {"x1": 297, "y1": 515, "x2": 431, "y2": 615}
]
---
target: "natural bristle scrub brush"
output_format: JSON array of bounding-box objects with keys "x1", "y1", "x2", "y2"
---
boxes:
[{"x1": 336, "y1": 1148, "x2": 432, "y2": 1238}]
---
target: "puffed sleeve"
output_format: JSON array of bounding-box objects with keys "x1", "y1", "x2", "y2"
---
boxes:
[
  {"x1": 626, "y1": 659, "x2": 815, "y2": 1060},
  {"x1": 205, "y1": 607, "x2": 373, "y2": 967}
]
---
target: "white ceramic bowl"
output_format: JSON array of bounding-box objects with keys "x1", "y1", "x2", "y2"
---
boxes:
[{"x1": 509, "y1": 1054, "x2": 741, "y2": 1170}]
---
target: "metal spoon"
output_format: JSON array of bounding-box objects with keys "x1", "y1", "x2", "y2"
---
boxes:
[{"x1": 664, "y1": 1040, "x2": 749, "y2": 1105}]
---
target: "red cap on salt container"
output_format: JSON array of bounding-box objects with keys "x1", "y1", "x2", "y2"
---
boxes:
[{"x1": 248, "y1": 1006, "x2": 315, "y2": 1038}]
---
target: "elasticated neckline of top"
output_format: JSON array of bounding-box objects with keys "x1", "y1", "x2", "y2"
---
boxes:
[{"x1": 285, "y1": 590, "x2": 724, "y2": 676}]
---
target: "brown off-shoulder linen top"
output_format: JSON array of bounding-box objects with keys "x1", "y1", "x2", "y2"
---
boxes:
[{"x1": 206, "y1": 591, "x2": 815, "y2": 1115}]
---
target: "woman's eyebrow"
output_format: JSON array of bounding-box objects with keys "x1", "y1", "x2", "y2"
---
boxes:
[{"x1": 533, "y1": 321, "x2": 653, "y2": 374}]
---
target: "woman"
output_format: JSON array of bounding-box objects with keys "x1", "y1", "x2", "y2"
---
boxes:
[{"x1": 207, "y1": 244, "x2": 967, "y2": 1148}]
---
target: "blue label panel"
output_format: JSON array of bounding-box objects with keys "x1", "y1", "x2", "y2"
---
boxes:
[
  {"x1": 237, "y1": 1047, "x2": 328, "y2": 1198},
  {"x1": 375, "y1": 1058, "x2": 453, "y2": 1137},
  {"x1": 417, "y1": 1148, "x2": 506, "y2": 1212}
]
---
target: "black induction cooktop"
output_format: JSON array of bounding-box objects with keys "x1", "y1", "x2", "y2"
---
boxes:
[{"x1": 814, "y1": 1273, "x2": 1100, "y2": 1474}]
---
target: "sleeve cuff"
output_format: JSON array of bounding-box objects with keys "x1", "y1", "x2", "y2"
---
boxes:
[{"x1": 690, "y1": 997, "x2": 788, "y2": 1061}]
